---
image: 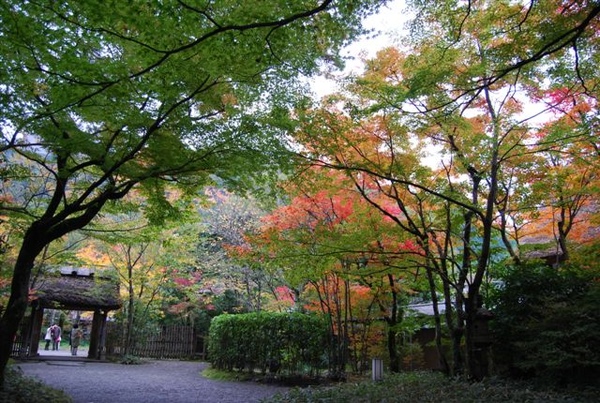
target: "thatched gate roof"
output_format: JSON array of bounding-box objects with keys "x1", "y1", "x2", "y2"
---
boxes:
[{"x1": 32, "y1": 267, "x2": 122, "y2": 311}]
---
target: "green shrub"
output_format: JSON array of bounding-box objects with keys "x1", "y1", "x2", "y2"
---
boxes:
[
  {"x1": 119, "y1": 354, "x2": 145, "y2": 365},
  {"x1": 264, "y1": 371, "x2": 599, "y2": 402},
  {"x1": 207, "y1": 312, "x2": 328, "y2": 376},
  {"x1": 0, "y1": 365, "x2": 72, "y2": 403},
  {"x1": 489, "y1": 262, "x2": 600, "y2": 385}
]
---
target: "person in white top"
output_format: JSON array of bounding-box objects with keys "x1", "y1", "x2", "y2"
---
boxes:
[{"x1": 44, "y1": 326, "x2": 52, "y2": 350}]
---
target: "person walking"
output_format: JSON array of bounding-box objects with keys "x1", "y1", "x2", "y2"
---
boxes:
[
  {"x1": 44, "y1": 326, "x2": 52, "y2": 350},
  {"x1": 50, "y1": 324, "x2": 62, "y2": 351},
  {"x1": 70, "y1": 324, "x2": 83, "y2": 356}
]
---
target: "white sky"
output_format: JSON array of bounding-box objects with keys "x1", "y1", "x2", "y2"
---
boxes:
[
  {"x1": 343, "y1": 0, "x2": 408, "y2": 62},
  {"x1": 310, "y1": 0, "x2": 408, "y2": 98},
  {"x1": 308, "y1": 0, "x2": 552, "y2": 170}
]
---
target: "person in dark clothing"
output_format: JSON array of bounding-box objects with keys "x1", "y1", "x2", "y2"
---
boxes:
[{"x1": 70, "y1": 324, "x2": 83, "y2": 356}]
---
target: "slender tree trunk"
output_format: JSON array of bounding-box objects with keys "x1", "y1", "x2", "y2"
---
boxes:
[
  {"x1": 293, "y1": 286, "x2": 306, "y2": 313},
  {"x1": 425, "y1": 264, "x2": 450, "y2": 375},
  {"x1": 343, "y1": 277, "x2": 351, "y2": 374},
  {"x1": 557, "y1": 203, "x2": 570, "y2": 263},
  {"x1": 125, "y1": 261, "x2": 135, "y2": 356},
  {"x1": 454, "y1": 205, "x2": 475, "y2": 376},
  {"x1": 312, "y1": 277, "x2": 346, "y2": 377},
  {"x1": 386, "y1": 274, "x2": 400, "y2": 373},
  {"x1": 463, "y1": 80, "x2": 500, "y2": 381},
  {"x1": 498, "y1": 203, "x2": 521, "y2": 265}
]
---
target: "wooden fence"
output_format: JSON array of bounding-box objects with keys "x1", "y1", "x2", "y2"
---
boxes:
[
  {"x1": 10, "y1": 318, "x2": 32, "y2": 358},
  {"x1": 106, "y1": 323, "x2": 204, "y2": 359}
]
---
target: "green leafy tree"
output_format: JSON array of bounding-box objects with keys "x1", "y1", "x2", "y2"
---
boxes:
[
  {"x1": 195, "y1": 189, "x2": 270, "y2": 312},
  {"x1": 292, "y1": 0, "x2": 600, "y2": 379},
  {"x1": 100, "y1": 220, "x2": 197, "y2": 356},
  {"x1": 0, "y1": 0, "x2": 384, "y2": 384},
  {"x1": 248, "y1": 169, "x2": 424, "y2": 374}
]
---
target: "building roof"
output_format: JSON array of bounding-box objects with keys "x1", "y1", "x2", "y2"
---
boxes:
[
  {"x1": 522, "y1": 246, "x2": 564, "y2": 262},
  {"x1": 408, "y1": 302, "x2": 446, "y2": 316},
  {"x1": 32, "y1": 267, "x2": 122, "y2": 311}
]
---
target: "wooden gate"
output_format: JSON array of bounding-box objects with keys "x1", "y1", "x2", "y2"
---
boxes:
[
  {"x1": 105, "y1": 323, "x2": 197, "y2": 359},
  {"x1": 10, "y1": 319, "x2": 31, "y2": 358}
]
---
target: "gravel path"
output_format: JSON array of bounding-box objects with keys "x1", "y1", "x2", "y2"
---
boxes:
[{"x1": 16, "y1": 359, "x2": 289, "y2": 403}]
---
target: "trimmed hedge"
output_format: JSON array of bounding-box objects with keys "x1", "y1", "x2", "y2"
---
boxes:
[{"x1": 208, "y1": 312, "x2": 329, "y2": 376}]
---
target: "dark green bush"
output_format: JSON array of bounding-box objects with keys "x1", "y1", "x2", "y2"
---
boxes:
[
  {"x1": 0, "y1": 365, "x2": 72, "y2": 403},
  {"x1": 207, "y1": 312, "x2": 329, "y2": 376},
  {"x1": 264, "y1": 371, "x2": 600, "y2": 402},
  {"x1": 489, "y1": 262, "x2": 600, "y2": 385}
]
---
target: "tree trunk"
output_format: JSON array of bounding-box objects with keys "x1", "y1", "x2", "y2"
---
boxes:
[
  {"x1": 387, "y1": 324, "x2": 399, "y2": 372},
  {"x1": 125, "y1": 262, "x2": 135, "y2": 356},
  {"x1": 386, "y1": 273, "x2": 400, "y2": 373},
  {"x1": 557, "y1": 216, "x2": 569, "y2": 264},
  {"x1": 426, "y1": 265, "x2": 450, "y2": 375},
  {"x1": 461, "y1": 78, "x2": 500, "y2": 381},
  {"x1": 0, "y1": 227, "x2": 47, "y2": 387}
]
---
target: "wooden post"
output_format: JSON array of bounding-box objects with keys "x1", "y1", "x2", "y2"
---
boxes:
[
  {"x1": 372, "y1": 358, "x2": 383, "y2": 381},
  {"x1": 98, "y1": 310, "x2": 108, "y2": 360},
  {"x1": 88, "y1": 309, "x2": 102, "y2": 359},
  {"x1": 29, "y1": 306, "x2": 44, "y2": 357}
]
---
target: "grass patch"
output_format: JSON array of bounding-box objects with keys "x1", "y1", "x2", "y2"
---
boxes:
[
  {"x1": 202, "y1": 367, "x2": 332, "y2": 387},
  {"x1": 202, "y1": 367, "x2": 255, "y2": 381},
  {"x1": 0, "y1": 365, "x2": 72, "y2": 403},
  {"x1": 105, "y1": 354, "x2": 147, "y2": 365},
  {"x1": 263, "y1": 371, "x2": 600, "y2": 402},
  {"x1": 118, "y1": 354, "x2": 145, "y2": 365}
]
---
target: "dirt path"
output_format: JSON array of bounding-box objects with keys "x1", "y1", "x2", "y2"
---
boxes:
[{"x1": 16, "y1": 359, "x2": 289, "y2": 403}]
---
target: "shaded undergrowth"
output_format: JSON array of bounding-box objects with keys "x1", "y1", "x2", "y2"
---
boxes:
[
  {"x1": 0, "y1": 365, "x2": 72, "y2": 403},
  {"x1": 262, "y1": 371, "x2": 600, "y2": 402}
]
